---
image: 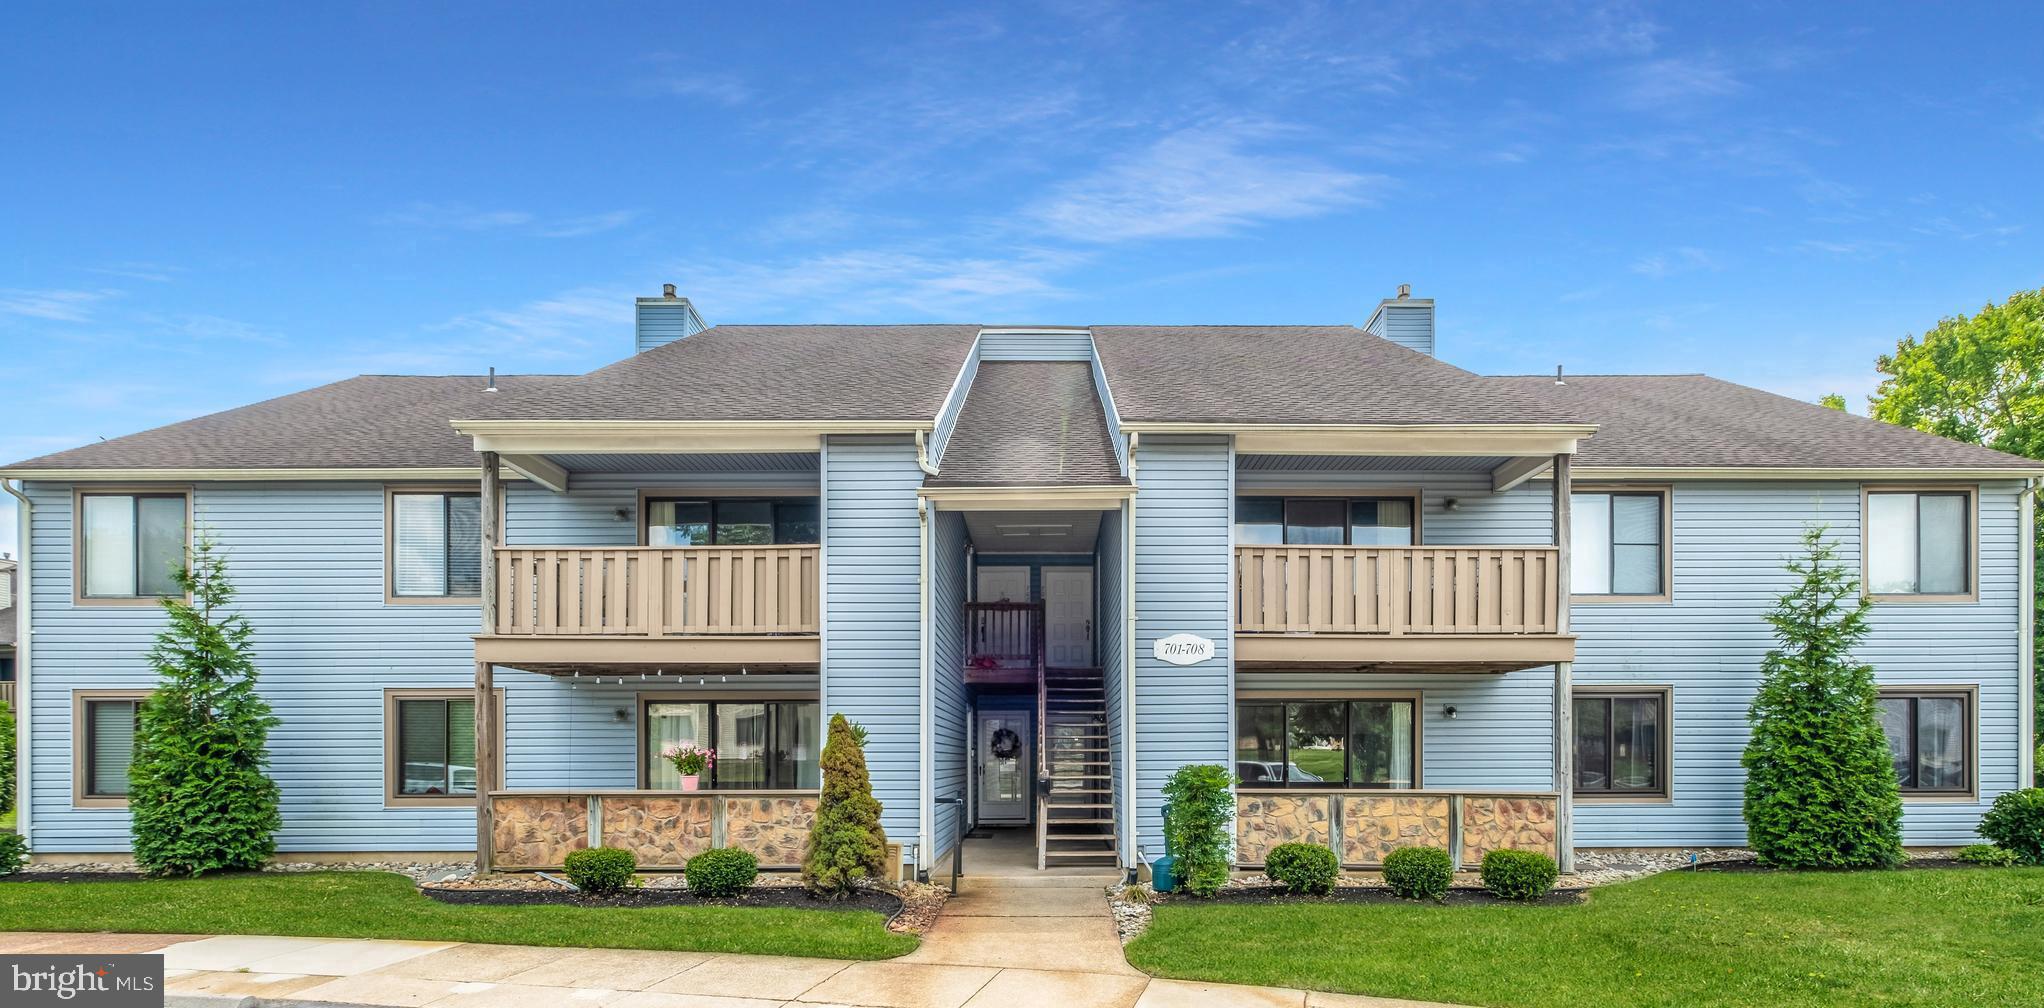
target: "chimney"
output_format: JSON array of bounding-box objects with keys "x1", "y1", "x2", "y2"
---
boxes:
[
  {"x1": 1364, "y1": 283, "x2": 1436, "y2": 356},
  {"x1": 635, "y1": 284, "x2": 709, "y2": 353}
]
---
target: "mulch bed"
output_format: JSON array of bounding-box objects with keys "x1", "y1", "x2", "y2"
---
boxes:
[
  {"x1": 420, "y1": 883, "x2": 903, "y2": 916},
  {"x1": 3, "y1": 872, "x2": 156, "y2": 883},
  {"x1": 1182, "y1": 885, "x2": 1585, "y2": 907}
]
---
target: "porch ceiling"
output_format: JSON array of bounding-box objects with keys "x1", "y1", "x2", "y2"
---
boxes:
[
  {"x1": 1235, "y1": 632, "x2": 1575, "y2": 672},
  {"x1": 965, "y1": 508, "x2": 1103, "y2": 554},
  {"x1": 547, "y1": 451, "x2": 819, "y2": 474},
  {"x1": 1236, "y1": 454, "x2": 1509, "y2": 472},
  {"x1": 475, "y1": 633, "x2": 820, "y2": 672}
]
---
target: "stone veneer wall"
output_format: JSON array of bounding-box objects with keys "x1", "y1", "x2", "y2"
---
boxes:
[
  {"x1": 492, "y1": 792, "x2": 819, "y2": 870},
  {"x1": 1235, "y1": 792, "x2": 1556, "y2": 869}
]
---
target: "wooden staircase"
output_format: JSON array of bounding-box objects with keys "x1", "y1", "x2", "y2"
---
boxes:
[{"x1": 1036, "y1": 666, "x2": 1117, "y2": 868}]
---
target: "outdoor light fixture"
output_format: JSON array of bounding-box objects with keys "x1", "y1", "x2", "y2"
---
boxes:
[
  {"x1": 1443, "y1": 704, "x2": 1459, "y2": 719},
  {"x1": 1443, "y1": 497, "x2": 1462, "y2": 511}
]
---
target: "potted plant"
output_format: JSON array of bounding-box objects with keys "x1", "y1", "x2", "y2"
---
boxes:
[{"x1": 662, "y1": 743, "x2": 715, "y2": 791}]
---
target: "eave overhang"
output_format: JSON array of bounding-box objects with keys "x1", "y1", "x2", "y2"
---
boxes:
[
  {"x1": 0, "y1": 467, "x2": 523, "y2": 482},
  {"x1": 1567, "y1": 466, "x2": 2044, "y2": 481},
  {"x1": 916, "y1": 484, "x2": 1136, "y2": 510},
  {"x1": 1117, "y1": 422, "x2": 1598, "y2": 458},
  {"x1": 452, "y1": 418, "x2": 935, "y2": 456}
]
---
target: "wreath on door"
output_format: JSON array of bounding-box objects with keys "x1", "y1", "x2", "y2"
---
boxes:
[{"x1": 989, "y1": 727, "x2": 1022, "y2": 759}]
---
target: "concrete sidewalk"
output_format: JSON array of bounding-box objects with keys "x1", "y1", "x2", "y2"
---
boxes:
[{"x1": 0, "y1": 928, "x2": 1459, "y2": 1008}]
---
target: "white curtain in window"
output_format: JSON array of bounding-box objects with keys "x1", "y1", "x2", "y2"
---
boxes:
[
  {"x1": 1917, "y1": 495, "x2": 1966, "y2": 594},
  {"x1": 1611, "y1": 494, "x2": 1662, "y2": 594},
  {"x1": 1867, "y1": 493, "x2": 1918, "y2": 593},
  {"x1": 394, "y1": 494, "x2": 449, "y2": 596},
  {"x1": 1570, "y1": 493, "x2": 1611, "y2": 593},
  {"x1": 90, "y1": 700, "x2": 137, "y2": 796},
  {"x1": 645, "y1": 703, "x2": 707, "y2": 788},
  {"x1": 83, "y1": 495, "x2": 137, "y2": 597}
]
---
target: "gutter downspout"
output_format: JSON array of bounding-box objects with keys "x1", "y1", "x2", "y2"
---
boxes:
[
  {"x1": 917, "y1": 496, "x2": 933, "y2": 875},
  {"x1": 2023, "y1": 479, "x2": 2037, "y2": 789},
  {"x1": 3, "y1": 480, "x2": 30, "y2": 845},
  {"x1": 1122, "y1": 433, "x2": 1139, "y2": 869},
  {"x1": 915, "y1": 430, "x2": 940, "y2": 477}
]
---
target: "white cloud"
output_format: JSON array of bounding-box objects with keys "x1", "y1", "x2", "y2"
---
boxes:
[
  {"x1": 672, "y1": 247, "x2": 1087, "y2": 319},
  {"x1": 429, "y1": 287, "x2": 635, "y2": 355},
  {"x1": 1025, "y1": 124, "x2": 1387, "y2": 243},
  {"x1": 376, "y1": 203, "x2": 637, "y2": 238},
  {"x1": 1629, "y1": 246, "x2": 1721, "y2": 278},
  {"x1": 1615, "y1": 55, "x2": 1745, "y2": 110},
  {"x1": 647, "y1": 72, "x2": 752, "y2": 107},
  {"x1": 0, "y1": 288, "x2": 117, "y2": 322}
]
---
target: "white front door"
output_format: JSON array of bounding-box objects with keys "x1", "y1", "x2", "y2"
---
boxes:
[
  {"x1": 1042, "y1": 567, "x2": 1093, "y2": 667},
  {"x1": 976, "y1": 566, "x2": 1030, "y2": 603},
  {"x1": 977, "y1": 711, "x2": 1031, "y2": 823}
]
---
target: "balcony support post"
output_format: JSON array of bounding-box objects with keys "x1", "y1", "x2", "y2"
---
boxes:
[
  {"x1": 1551, "y1": 452, "x2": 1575, "y2": 874},
  {"x1": 476, "y1": 451, "x2": 502, "y2": 873}
]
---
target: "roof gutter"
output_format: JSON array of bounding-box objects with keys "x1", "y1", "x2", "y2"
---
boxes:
[
  {"x1": 1116, "y1": 421, "x2": 1598, "y2": 459},
  {"x1": 1567, "y1": 466, "x2": 2044, "y2": 481},
  {"x1": 453, "y1": 418, "x2": 936, "y2": 456},
  {"x1": 2, "y1": 479, "x2": 29, "y2": 846},
  {"x1": 0, "y1": 467, "x2": 522, "y2": 482}
]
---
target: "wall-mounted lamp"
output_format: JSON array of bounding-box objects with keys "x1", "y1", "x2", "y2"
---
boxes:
[
  {"x1": 611, "y1": 707, "x2": 632, "y2": 724},
  {"x1": 1443, "y1": 497, "x2": 1462, "y2": 512},
  {"x1": 1442, "y1": 704, "x2": 1459, "y2": 720},
  {"x1": 613, "y1": 506, "x2": 633, "y2": 522}
]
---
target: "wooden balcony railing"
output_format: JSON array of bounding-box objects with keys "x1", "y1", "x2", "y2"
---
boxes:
[
  {"x1": 1235, "y1": 545, "x2": 1561, "y2": 635},
  {"x1": 963, "y1": 601, "x2": 1042, "y2": 684},
  {"x1": 494, "y1": 546, "x2": 820, "y2": 636}
]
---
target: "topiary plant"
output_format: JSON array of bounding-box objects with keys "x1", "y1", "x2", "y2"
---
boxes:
[
  {"x1": 563, "y1": 846, "x2": 636, "y2": 893},
  {"x1": 1480, "y1": 849, "x2": 1559, "y2": 901},
  {"x1": 1741, "y1": 527, "x2": 1904, "y2": 870},
  {"x1": 1265, "y1": 842, "x2": 1338, "y2": 895},
  {"x1": 1956, "y1": 843, "x2": 2019, "y2": 867},
  {"x1": 1381, "y1": 846, "x2": 1452, "y2": 902},
  {"x1": 1162, "y1": 763, "x2": 1234, "y2": 897},
  {"x1": 0, "y1": 833, "x2": 27, "y2": 876},
  {"x1": 1978, "y1": 788, "x2": 2044, "y2": 865},
  {"x1": 804, "y1": 714, "x2": 889, "y2": 900},
  {"x1": 685, "y1": 847, "x2": 760, "y2": 896},
  {"x1": 129, "y1": 537, "x2": 283, "y2": 877}
]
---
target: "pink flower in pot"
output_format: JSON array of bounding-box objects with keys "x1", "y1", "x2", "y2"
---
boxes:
[{"x1": 661, "y1": 743, "x2": 716, "y2": 790}]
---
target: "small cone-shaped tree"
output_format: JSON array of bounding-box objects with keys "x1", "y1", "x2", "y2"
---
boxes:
[
  {"x1": 803, "y1": 713, "x2": 888, "y2": 899},
  {"x1": 1742, "y1": 526, "x2": 1903, "y2": 869},
  {"x1": 130, "y1": 537, "x2": 283, "y2": 876}
]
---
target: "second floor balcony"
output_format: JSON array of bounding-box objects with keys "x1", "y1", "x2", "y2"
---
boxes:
[{"x1": 1234, "y1": 544, "x2": 1574, "y2": 670}]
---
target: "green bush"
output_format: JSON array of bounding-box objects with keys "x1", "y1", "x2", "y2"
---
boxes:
[
  {"x1": 1978, "y1": 788, "x2": 2044, "y2": 865},
  {"x1": 1162, "y1": 764, "x2": 1235, "y2": 897},
  {"x1": 1480, "y1": 849, "x2": 1559, "y2": 900},
  {"x1": 0, "y1": 833, "x2": 26, "y2": 876},
  {"x1": 563, "y1": 847, "x2": 636, "y2": 893},
  {"x1": 0, "y1": 699, "x2": 14, "y2": 814},
  {"x1": 804, "y1": 714, "x2": 889, "y2": 900},
  {"x1": 1265, "y1": 842, "x2": 1338, "y2": 896},
  {"x1": 1956, "y1": 843, "x2": 2019, "y2": 867},
  {"x1": 1381, "y1": 846, "x2": 1452, "y2": 902},
  {"x1": 685, "y1": 847, "x2": 759, "y2": 896},
  {"x1": 129, "y1": 538, "x2": 283, "y2": 877},
  {"x1": 1741, "y1": 527, "x2": 1904, "y2": 870}
]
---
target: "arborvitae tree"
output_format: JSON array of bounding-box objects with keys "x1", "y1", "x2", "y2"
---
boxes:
[
  {"x1": 0, "y1": 698, "x2": 15, "y2": 814},
  {"x1": 130, "y1": 537, "x2": 282, "y2": 875},
  {"x1": 1741, "y1": 527, "x2": 1903, "y2": 869},
  {"x1": 803, "y1": 713, "x2": 888, "y2": 899}
]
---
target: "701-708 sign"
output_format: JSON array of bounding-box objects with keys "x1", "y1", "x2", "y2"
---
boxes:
[{"x1": 1152, "y1": 633, "x2": 1216, "y2": 666}]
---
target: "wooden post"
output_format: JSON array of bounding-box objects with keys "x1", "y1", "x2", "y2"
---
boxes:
[
  {"x1": 1551, "y1": 452, "x2": 1574, "y2": 874},
  {"x1": 476, "y1": 451, "x2": 501, "y2": 873}
]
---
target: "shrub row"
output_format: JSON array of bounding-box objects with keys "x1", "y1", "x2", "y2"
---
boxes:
[
  {"x1": 1261, "y1": 843, "x2": 1558, "y2": 903},
  {"x1": 560, "y1": 845, "x2": 761, "y2": 896}
]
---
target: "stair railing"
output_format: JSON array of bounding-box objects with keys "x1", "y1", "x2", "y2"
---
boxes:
[{"x1": 1035, "y1": 615, "x2": 1049, "y2": 870}]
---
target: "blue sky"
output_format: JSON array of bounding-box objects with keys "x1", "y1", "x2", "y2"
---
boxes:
[{"x1": 3, "y1": 1, "x2": 2043, "y2": 554}]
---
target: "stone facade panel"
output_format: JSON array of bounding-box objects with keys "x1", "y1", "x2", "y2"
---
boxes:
[
  {"x1": 600, "y1": 796, "x2": 715, "y2": 868},
  {"x1": 1234, "y1": 794, "x2": 1332, "y2": 865},
  {"x1": 723, "y1": 796, "x2": 817, "y2": 868},
  {"x1": 1459, "y1": 795, "x2": 1558, "y2": 865},
  {"x1": 491, "y1": 795, "x2": 589, "y2": 869},
  {"x1": 1340, "y1": 794, "x2": 1450, "y2": 866}
]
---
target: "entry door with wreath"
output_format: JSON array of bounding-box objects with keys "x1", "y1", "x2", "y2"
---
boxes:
[{"x1": 976, "y1": 710, "x2": 1031, "y2": 823}]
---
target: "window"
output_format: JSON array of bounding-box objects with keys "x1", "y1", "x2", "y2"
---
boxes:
[
  {"x1": 73, "y1": 692, "x2": 145, "y2": 805},
  {"x1": 389, "y1": 490, "x2": 482, "y2": 600},
  {"x1": 644, "y1": 498, "x2": 821, "y2": 547},
  {"x1": 1235, "y1": 496, "x2": 1416, "y2": 547},
  {"x1": 1571, "y1": 489, "x2": 1668, "y2": 598},
  {"x1": 1573, "y1": 689, "x2": 1671, "y2": 799},
  {"x1": 643, "y1": 699, "x2": 821, "y2": 789},
  {"x1": 1878, "y1": 690, "x2": 1972, "y2": 795},
  {"x1": 1865, "y1": 489, "x2": 1972, "y2": 598},
  {"x1": 78, "y1": 492, "x2": 187, "y2": 600},
  {"x1": 384, "y1": 691, "x2": 495, "y2": 804},
  {"x1": 1234, "y1": 698, "x2": 1417, "y2": 788}
]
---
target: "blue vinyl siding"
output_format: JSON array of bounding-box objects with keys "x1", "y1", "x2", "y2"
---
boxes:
[
  {"x1": 1366, "y1": 303, "x2": 1435, "y2": 355},
  {"x1": 1129, "y1": 437, "x2": 1235, "y2": 859},
  {"x1": 633, "y1": 298, "x2": 707, "y2": 353},
  {"x1": 1096, "y1": 505, "x2": 1129, "y2": 863},
  {"x1": 821, "y1": 436, "x2": 926, "y2": 853},
  {"x1": 976, "y1": 332, "x2": 1093, "y2": 360},
  {"x1": 930, "y1": 509, "x2": 969, "y2": 860}
]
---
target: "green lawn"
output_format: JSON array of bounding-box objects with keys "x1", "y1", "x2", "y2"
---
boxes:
[
  {"x1": 1126, "y1": 868, "x2": 2044, "y2": 1008},
  {"x1": 0, "y1": 871, "x2": 916, "y2": 960}
]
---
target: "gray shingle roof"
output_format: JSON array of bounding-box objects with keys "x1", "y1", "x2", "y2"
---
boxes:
[
  {"x1": 927, "y1": 361, "x2": 1127, "y2": 487},
  {"x1": 6, "y1": 375, "x2": 574, "y2": 471},
  {"x1": 1091, "y1": 325, "x2": 1577, "y2": 425},
  {"x1": 462, "y1": 324, "x2": 980, "y2": 422},
  {"x1": 1490, "y1": 374, "x2": 2041, "y2": 471}
]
